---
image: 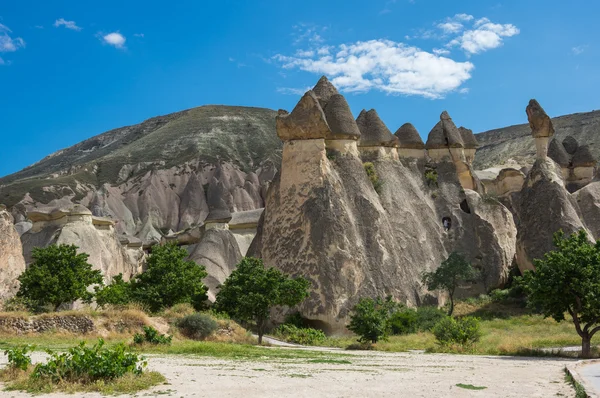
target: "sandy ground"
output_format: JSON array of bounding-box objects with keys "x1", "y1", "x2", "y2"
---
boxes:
[{"x1": 0, "y1": 349, "x2": 576, "y2": 397}]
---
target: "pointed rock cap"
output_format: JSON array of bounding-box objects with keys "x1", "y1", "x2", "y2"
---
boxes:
[
  {"x1": 322, "y1": 94, "x2": 361, "y2": 140},
  {"x1": 548, "y1": 139, "x2": 570, "y2": 167},
  {"x1": 572, "y1": 145, "x2": 596, "y2": 167},
  {"x1": 425, "y1": 111, "x2": 464, "y2": 149},
  {"x1": 312, "y1": 76, "x2": 339, "y2": 108},
  {"x1": 562, "y1": 136, "x2": 579, "y2": 155},
  {"x1": 459, "y1": 127, "x2": 479, "y2": 149},
  {"x1": 526, "y1": 99, "x2": 555, "y2": 138},
  {"x1": 276, "y1": 90, "x2": 331, "y2": 141},
  {"x1": 356, "y1": 109, "x2": 396, "y2": 147},
  {"x1": 205, "y1": 178, "x2": 232, "y2": 223},
  {"x1": 394, "y1": 123, "x2": 425, "y2": 149}
]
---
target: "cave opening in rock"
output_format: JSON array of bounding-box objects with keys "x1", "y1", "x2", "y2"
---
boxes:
[
  {"x1": 442, "y1": 217, "x2": 451, "y2": 231},
  {"x1": 460, "y1": 199, "x2": 471, "y2": 214}
]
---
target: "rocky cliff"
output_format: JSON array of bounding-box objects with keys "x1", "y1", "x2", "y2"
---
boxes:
[{"x1": 0, "y1": 206, "x2": 26, "y2": 299}]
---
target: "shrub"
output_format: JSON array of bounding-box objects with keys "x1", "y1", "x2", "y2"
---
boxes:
[
  {"x1": 17, "y1": 244, "x2": 103, "y2": 311},
  {"x1": 347, "y1": 296, "x2": 398, "y2": 343},
  {"x1": 33, "y1": 339, "x2": 145, "y2": 383},
  {"x1": 273, "y1": 324, "x2": 326, "y2": 345},
  {"x1": 283, "y1": 312, "x2": 309, "y2": 328},
  {"x1": 364, "y1": 162, "x2": 384, "y2": 194},
  {"x1": 176, "y1": 313, "x2": 218, "y2": 340},
  {"x1": 133, "y1": 326, "x2": 172, "y2": 345},
  {"x1": 95, "y1": 274, "x2": 132, "y2": 308},
  {"x1": 130, "y1": 244, "x2": 209, "y2": 313},
  {"x1": 1, "y1": 296, "x2": 32, "y2": 313},
  {"x1": 5, "y1": 345, "x2": 34, "y2": 371},
  {"x1": 432, "y1": 316, "x2": 482, "y2": 347},
  {"x1": 389, "y1": 308, "x2": 418, "y2": 335},
  {"x1": 424, "y1": 169, "x2": 438, "y2": 186},
  {"x1": 415, "y1": 306, "x2": 447, "y2": 332}
]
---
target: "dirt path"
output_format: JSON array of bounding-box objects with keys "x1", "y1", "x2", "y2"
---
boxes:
[{"x1": 0, "y1": 349, "x2": 576, "y2": 397}]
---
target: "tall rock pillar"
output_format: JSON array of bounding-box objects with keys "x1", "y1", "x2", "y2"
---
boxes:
[{"x1": 526, "y1": 99, "x2": 554, "y2": 159}]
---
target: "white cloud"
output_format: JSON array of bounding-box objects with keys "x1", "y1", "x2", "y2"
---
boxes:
[
  {"x1": 102, "y1": 32, "x2": 126, "y2": 49},
  {"x1": 454, "y1": 13, "x2": 474, "y2": 22},
  {"x1": 274, "y1": 39, "x2": 474, "y2": 99},
  {"x1": 295, "y1": 49, "x2": 314, "y2": 57},
  {"x1": 292, "y1": 24, "x2": 325, "y2": 45},
  {"x1": 134, "y1": 33, "x2": 144, "y2": 38},
  {"x1": 572, "y1": 45, "x2": 587, "y2": 55},
  {"x1": 0, "y1": 23, "x2": 25, "y2": 53},
  {"x1": 433, "y1": 48, "x2": 450, "y2": 56},
  {"x1": 53, "y1": 18, "x2": 82, "y2": 31},
  {"x1": 448, "y1": 20, "x2": 519, "y2": 54},
  {"x1": 277, "y1": 86, "x2": 312, "y2": 95},
  {"x1": 437, "y1": 22, "x2": 463, "y2": 34}
]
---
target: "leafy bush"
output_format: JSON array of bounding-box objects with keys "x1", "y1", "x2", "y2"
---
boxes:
[
  {"x1": 95, "y1": 274, "x2": 132, "y2": 308},
  {"x1": 273, "y1": 324, "x2": 326, "y2": 345},
  {"x1": 1, "y1": 296, "x2": 33, "y2": 313},
  {"x1": 363, "y1": 162, "x2": 384, "y2": 194},
  {"x1": 347, "y1": 297, "x2": 398, "y2": 343},
  {"x1": 283, "y1": 312, "x2": 309, "y2": 328},
  {"x1": 389, "y1": 308, "x2": 418, "y2": 335},
  {"x1": 176, "y1": 313, "x2": 218, "y2": 340},
  {"x1": 432, "y1": 316, "x2": 482, "y2": 347},
  {"x1": 424, "y1": 169, "x2": 438, "y2": 186},
  {"x1": 17, "y1": 244, "x2": 103, "y2": 311},
  {"x1": 130, "y1": 244, "x2": 208, "y2": 313},
  {"x1": 133, "y1": 326, "x2": 172, "y2": 345},
  {"x1": 415, "y1": 306, "x2": 447, "y2": 332},
  {"x1": 33, "y1": 339, "x2": 145, "y2": 383},
  {"x1": 4, "y1": 345, "x2": 34, "y2": 371}
]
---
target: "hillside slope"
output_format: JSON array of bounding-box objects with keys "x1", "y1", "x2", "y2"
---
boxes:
[{"x1": 474, "y1": 110, "x2": 600, "y2": 169}]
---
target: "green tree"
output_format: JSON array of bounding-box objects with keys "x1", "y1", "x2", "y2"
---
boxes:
[
  {"x1": 94, "y1": 274, "x2": 132, "y2": 308},
  {"x1": 17, "y1": 244, "x2": 103, "y2": 311},
  {"x1": 347, "y1": 296, "x2": 398, "y2": 343},
  {"x1": 519, "y1": 230, "x2": 600, "y2": 358},
  {"x1": 214, "y1": 257, "x2": 310, "y2": 344},
  {"x1": 422, "y1": 252, "x2": 479, "y2": 316},
  {"x1": 130, "y1": 243, "x2": 208, "y2": 312}
]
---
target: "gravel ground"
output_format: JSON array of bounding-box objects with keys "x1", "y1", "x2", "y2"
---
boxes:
[{"x1": 0, "y1": 349, "x2": 576, "y2": 397}]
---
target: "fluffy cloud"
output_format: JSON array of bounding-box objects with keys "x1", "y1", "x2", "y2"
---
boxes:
[
  {"x1": 275, "y1": 39, "x2": 474, "y2": 99},
  {"x1": 102, "y1": 32, "x2": 126, "y2": 49},
  {"x1": 572, "y1": 45, "x2": 587, "y2": 55},
  {"x1": 0, "y1": 23, "x2": 25, "y2": 53},
  {"x1": 53, "y1": 18, "x2": 82, "y2": 31},
  {"x1": 447, "y1": 17, "x2": 519, "y2": 54}
]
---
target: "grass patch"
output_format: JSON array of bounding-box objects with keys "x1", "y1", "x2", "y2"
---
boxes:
[
  {"x1": 564, "y1": 368, "x2": 587, "y2": 398},
  {"x1": 456, "y1": 383, "x2": 487, "y2": 390},
  {"x1": 0, "y1": 367, "x2": 165, "y2": 395},
  {"x1": 307, "y1": 359, "x2": 352, "y2": 364}
]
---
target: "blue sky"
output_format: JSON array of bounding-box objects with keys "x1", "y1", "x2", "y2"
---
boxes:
[{"x1": 1, "y1": 0, "x2": 598, "y2": 177}]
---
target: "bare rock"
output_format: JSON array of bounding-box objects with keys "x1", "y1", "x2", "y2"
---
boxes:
[
  {"x1": 323, "y1": 94, "x2": 361, "y2": 140},
  {"x1": 395, "y1": 123, "x2": 425, "y2": 149},
  {"x1": 548, "y1": 139, "x2": 571, "y2": 167},
  {"x1": 526, "y1": 99, "x2": 555, "y2": 138},
  {"x1": 357, "y1": 109, "x2": 396, "y2": 147},
  {"x1": 572, "y1": 144, "x2": 596, "y2": 167},
  {"x1": 276, "y1": 91, "x2": 330, "y2": 141},
  {"x1": 312, "y1": 76, "x2": 339, "y2": 108},
  {"x1": 425, "y1": 111, "x2": 464, "y2": 149},
  {"x1": 562, "y1": 136, "x2": 579, "y2": 155},
  {"x1": 0, "y1": 208, "x2": 26, "y2": 300}
]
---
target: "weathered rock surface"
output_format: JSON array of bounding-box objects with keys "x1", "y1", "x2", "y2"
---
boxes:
[
  {"x1": 574, "y1": 182, "x2": 600, "y2": 241},
  {"x1": 0, "y1": 207, "x2": 26, "y2": 300},
  {"x1": 513, "y1": 158, "x2": 587, "y2": 272}
]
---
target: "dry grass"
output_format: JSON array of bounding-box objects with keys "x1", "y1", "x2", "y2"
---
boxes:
[
  {"x1": 206, "y1": 319, "x2": 256, "y2": 344},
  {"x1": 0, "y1": 366, "x2": 165, "y2": 395}
]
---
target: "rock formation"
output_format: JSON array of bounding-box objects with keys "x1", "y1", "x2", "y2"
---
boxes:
[
  {"x1": 395, "y1": 123, "x2": 425, "y2": 159},
  {"x1": 250, "y1": 77, "x2": 516, "y2": 332},
  {"x1": 21, "y1": 204, "x2": 143, "y2": 282},
  {"x1": 0, "y1": 206, "x2": 26, "y2": 300},
  {"x1": 548, "y1": 136, "x2": 597, "y2": 192},
  {"x1": 526, "y1": 99, "x2": 555, "y2": 159}
]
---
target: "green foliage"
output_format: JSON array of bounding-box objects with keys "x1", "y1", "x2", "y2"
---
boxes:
[
  {"x1": 347, "y1": 297, "x2": 398, "y2": 343},
  {"x1": 130, "y1": 244, "x2": 208, "y2": 313},
  {"x1": 273, "y1": 324, "x2": 326, "y2": 346},
  {"x1": 389, "y1": 308, "x2": 418, "y2": 335},
  {"x1": 432, "y1": 316, "x2": 482, "y2": 347},
  {"x1": 283, "y1": 312, "x2": 309, "y2": 328},
  {"x1": 94, "y1": 274, "x2": 132, "y2": 308},
  {"x1": 5, "y1": 345, "x2": 34, "y2": 370},
  {"x1": 424, "y1": 169, "x2": 438, "y2": 186},
  {"x1": 415, "y1": 306, "x2": 448, "y2": 331},
  {"x1": 17, "y1": 244, "x2": 103, "y2": 311},
  {"x1": 214, "y1": 257, "x2": 310, "y2": 344},
  {"x1": 32, "y1": 339, "x2": 146, "y2": 383},
  {"x1": 422, "y1": 252, "x2": 479, "y2": 315},
  {"x1": 1, "y1": 296, "x2": 34, "y2": 312},
  {"x1": 133, "y1": 326, "x2": 172, "y2": 345},
  {"x1": 176, "y1": 314, "x2": 218, "y2": 340},
  {"x1": 363, "y1": 162, "x2": 384, "y2": 194},
  {"x1": 518, "y1": 230, "x2": 600, "y2": 358}
]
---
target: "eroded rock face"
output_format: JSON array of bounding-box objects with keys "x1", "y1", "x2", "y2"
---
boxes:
[
  {"x1": 0, "y1": 207, "x2": 26, "y2": 300},
  {"x1": 526, "y1": 99, "x2": 555, "y2": 159},
  {"x1": 513, "y1": 159, "x2": 587, "y2": 272},
  {"x1": 574, "y1": 182, "x2": 600, "y2": 241}
]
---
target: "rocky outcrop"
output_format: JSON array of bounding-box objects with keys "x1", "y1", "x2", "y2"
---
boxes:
[
  {"x1": 527, "y1": 99, "x2": 555, "y2": 160},
  {"x1": 574, "y1": 182, "x2": 600, "y2": 241},
  {"x1": 21, "y1": 205, "x2": 143, "y2": 282},
  {"x1": 548, "y1": 136, "x2": 597, "y2": 192},
  {"x1": 394, "y1": 123, "x2": 425, "y2": 159},
  {"x1": 0, "y1": 206, "x2": 26, "y2": 300},
  {"x1": 249, "y1": 78, "x2": 516, "y2": 332}
]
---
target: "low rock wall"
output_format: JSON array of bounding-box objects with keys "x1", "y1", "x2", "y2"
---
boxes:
[{"x1": 0, "y1": 315, "x2": 95, "y2": 334}]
